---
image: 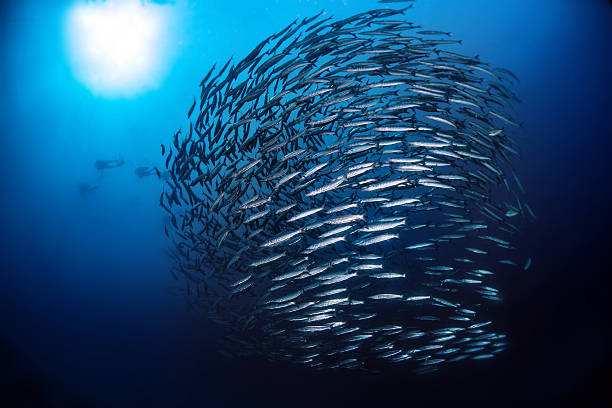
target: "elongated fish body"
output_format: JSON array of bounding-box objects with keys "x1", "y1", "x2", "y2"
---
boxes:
[{"x1": 162, "y1": 5, "x2": 530, "y2": 373}]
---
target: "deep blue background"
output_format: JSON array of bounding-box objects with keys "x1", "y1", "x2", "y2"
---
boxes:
[{"x1": 1, "y1": 0, "x2": 610, "y2": 406}]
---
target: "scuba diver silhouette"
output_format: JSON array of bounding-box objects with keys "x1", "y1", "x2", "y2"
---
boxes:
[{"x1": 94, "y1": 155, "x2": 125, "y2": 171}]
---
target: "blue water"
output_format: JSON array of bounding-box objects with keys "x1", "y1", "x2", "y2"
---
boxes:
[{"x1": 1, "y1": 0, "x2": 610, "y2": 406}]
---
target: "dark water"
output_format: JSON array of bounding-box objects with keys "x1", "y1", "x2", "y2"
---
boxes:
[{"x1": 1, "y1": 0, "x2": 610, "y2": 406}]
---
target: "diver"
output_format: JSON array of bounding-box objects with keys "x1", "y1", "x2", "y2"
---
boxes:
[
  {"x1": 94, "y1": 155, "x2": 125, "y2": 171},
  {"x1": 77, "y1": 183, "x2": 98, "y2": 196},
  {"x1": 134, "y1": 166, "x2": 157, "y2": 178}
]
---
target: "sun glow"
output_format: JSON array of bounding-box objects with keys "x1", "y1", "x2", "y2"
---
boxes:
[{"x1": 65, "y1": 0, "x2": 172, "y2": 97}]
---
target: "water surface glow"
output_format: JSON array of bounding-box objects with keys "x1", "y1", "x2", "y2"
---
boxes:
[{"x1": 65, "y1": 0, "x2": 172, "y2": 97}]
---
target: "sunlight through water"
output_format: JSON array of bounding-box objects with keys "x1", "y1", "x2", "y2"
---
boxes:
[{"x1": 65, "y1": 0, "x2": 173, "y2": 97}]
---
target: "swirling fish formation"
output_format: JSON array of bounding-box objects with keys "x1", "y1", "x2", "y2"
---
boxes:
[{"x1": 160, "y1": 6, "x2": 533, "y2": 373}]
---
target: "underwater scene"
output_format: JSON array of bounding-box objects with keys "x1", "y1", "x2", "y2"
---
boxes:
[{"x1": 1, "y1": 0, "x2": 611, "y2": 406}]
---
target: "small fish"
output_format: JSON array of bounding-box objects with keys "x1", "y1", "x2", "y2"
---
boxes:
[
  {"x1": 368, "y1": 294, "x2": 403, "y2": 300},
  {"x1": 187, "y1": 97, "x2": 196, "y2": 119},
  {"x1": 354, "y1": 233, "x2": 399, "y2": 246}
]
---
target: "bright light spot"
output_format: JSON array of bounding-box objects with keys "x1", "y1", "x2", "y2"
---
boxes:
[{"x1": 65, "y1": 0, "x2": 173, "y2": 97}]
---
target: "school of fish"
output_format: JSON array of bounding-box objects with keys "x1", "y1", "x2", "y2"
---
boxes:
[{"x1": 160, "y1": 5, "x2": 534, "y2": 373}]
